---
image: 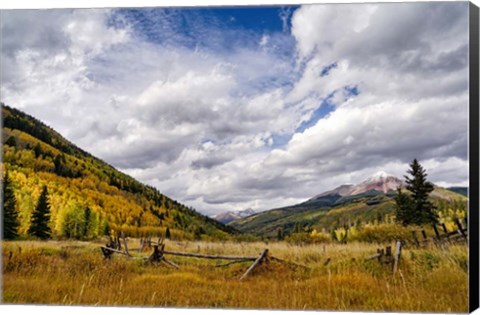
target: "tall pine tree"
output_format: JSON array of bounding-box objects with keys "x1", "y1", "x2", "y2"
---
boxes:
[
  {"x1": 395, "y1": 159, "x2": 438, "y2": 225},
  {"x1": 2, "y1": 171, "x2": 20, "y2": 240},
  {"x1": 394, "y1": 187, "x2": 414, "y2": 225},
  {"x1": 83, "y1": 206, "x2": 91, "y2": 239},
  {"x1": 28, "y1": 186, "x2": 51, "y2": 239}
]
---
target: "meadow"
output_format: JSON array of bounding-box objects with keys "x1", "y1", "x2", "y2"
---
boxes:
[{"x1": 1, "y1": 238, "x2": 468, "y2": 312}]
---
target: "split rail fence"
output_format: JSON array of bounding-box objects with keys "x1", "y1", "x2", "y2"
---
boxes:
[
  {"x1": 410, "y1": 217, "x2": 468, "y2": 247},
  {"x1": 100, "y1": 233, "x2": 307, "y2": 280},
  {"x1": 100, "y1": 217, "x2": 468, "y2": 279}
]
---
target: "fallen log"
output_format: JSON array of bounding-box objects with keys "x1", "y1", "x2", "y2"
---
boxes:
[
  {"x1": 240, "y1": 249, "x2": 269, "y2": 281},
  {"x1": 365, "y1": 253, "x2": 382, "y2": 261},
  {"x1": 162, "y1": 250, "x2": 257, "y2": 261},
  {"x1": 100, "y1": 246, "x2": 129, "y2": 256},
  {"x1": 161, "y1": 257, "x2": 180, "y2": 269},
  {"x1": 215, "y1": 259, "x2": 252, "y2": 267}
]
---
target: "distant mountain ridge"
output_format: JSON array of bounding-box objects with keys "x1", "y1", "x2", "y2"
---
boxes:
[
  {"x1": 310, "y1": 171, "x2": 403, "y2": 201},
  {"x1": 446, "y1": 187, "x2": 468, "y2": 197},
  {"x1": 299, "y1": 171, "x2": 403, "y2": 210},
  {"x1": 213, "y1": 208, "x2": 256, "y2": 224},
  {"x1": 230, "y1": 172, "x2": 467, "y2": 237}
]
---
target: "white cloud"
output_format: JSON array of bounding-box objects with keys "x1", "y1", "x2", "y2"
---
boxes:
[{"x1": 1, "y1": 3, "x2": 470, "y2": 215}]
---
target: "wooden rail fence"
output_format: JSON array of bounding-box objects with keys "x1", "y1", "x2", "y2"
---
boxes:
[
  {"x1": 365, "y1": 240, "x2": 403, "y2": 275},
  {"x1": 101, "y1": 218, "x2": 468, "y2": 279},
  {"x1": 100, "y1": 232, "x2": 307, "y2": 280},
  {"x1": 410, "y1": 218, "x2": 468, "y2": 248}
]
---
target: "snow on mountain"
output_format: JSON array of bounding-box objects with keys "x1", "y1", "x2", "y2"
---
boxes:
[
  {"x1": 212, "y1": 208, "x2": 256, "y2": 224},
  {"x1": 310, "y1": 172, "x2": 404, "y2": 201}
]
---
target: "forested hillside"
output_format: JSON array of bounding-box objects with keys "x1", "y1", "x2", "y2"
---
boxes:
[
  {"x1": 1, "y1": 104, "x2": 237, "y2": 240},
  {"x1": 231, "y1": 182, "x2": 468, "y2": 238}
]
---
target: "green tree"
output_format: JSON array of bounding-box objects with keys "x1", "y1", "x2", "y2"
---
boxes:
[
  {"x1": 293, "y1": 222, "x2": 301, "y2": 233},
  {"x1": 277, "y1": 227, "x2": 284, "y2": 241},
  {"x1": 165, "y1": 227, "x2": 171, "y2": 239},
  {"x1": 394, "y1": 188, "x2": 413, "y2": 225},
  {"x1": 103, "y1": 220, "x2": 111, "y2": 236},
  {"x1": 83, "y1": 206, "x2": 91, "y2": 238},
  {"x1": 395, "y1": 159, "x2": 438, "y2": 225},
  {"x1": 5, "y1": 136, "x2": 17, "y2": 147},
  {"x1": 28, "y1": 186, "x2": 51, "y2": 239},
  {"x1": 2, "y1": 171, "x2": 20, "y2": 240}
]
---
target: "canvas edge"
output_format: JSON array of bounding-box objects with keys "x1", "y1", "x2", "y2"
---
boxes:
[{"x1": 469, "y1": 1, "x2": 480, "y2": 313}]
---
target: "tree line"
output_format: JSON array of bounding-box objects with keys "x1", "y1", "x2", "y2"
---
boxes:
[
  {"x1": 2, "y1": 171, "x2": 95, "y2": 240},
  {"x1": 3, "y1": 171, "x2": 53, "y2": 240}
]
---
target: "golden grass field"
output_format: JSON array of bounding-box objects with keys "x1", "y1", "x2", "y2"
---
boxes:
[{"x1": 1, "y1": 239, "x2": 469, "y2": 312}]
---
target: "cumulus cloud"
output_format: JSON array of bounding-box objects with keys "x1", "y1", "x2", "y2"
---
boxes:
[{"x1": 1, "y1": 3, "x2": 470, "y2": 215}]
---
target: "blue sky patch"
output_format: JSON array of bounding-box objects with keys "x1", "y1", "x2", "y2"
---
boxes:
[
  {"x1": 295, "y1": 92, "x2": 337, "y2": 134},
  {"x1": 344, "y1": 85, "x2": 359, "y2": 97},
  {"x1": 320, "y1": 62, "x2": 338, "y2": 77},
  {"x1": 114, "y1": 6, "x2": 298, "y2": 53}
]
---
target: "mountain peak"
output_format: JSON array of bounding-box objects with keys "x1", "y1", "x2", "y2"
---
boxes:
[
  {"x1": 365, "y1": 171, "x2": 395, "y2": 182},
  {"x1": 212, "y1": 208, "x2": 256, "y2": 224},
  {"x1": 310, "y1": 172, "x2": 403, "y2": 201}
]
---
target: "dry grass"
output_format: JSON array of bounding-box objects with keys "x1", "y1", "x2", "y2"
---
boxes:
[{"x1": 1, "y1": 239, "x2": 468, "y2": 312}]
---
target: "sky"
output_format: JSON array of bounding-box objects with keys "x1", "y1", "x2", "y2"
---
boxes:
[{"x1": 0, "y1": 2, "x2": 471, "y2": 215}]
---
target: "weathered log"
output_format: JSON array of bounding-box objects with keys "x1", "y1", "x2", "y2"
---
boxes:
[
  {"x1": 161, "y1": 257, "x2": 180, "y2": 269},
  {"x1": 393, "y1": 240, "x2": 402, "y2": 275},
  {"x1": 432, "y1": 225, "x2": 440, "y2": 241},
  {"x1": 121, "y1": 231, "x2": 130, "y2": 257},
  {"x1": 385, "y1": 246, "x2": 392, "y2": 257},
  {"x1": 240, "y1": 249, "x2": 269, "y2": 281},
  {"x1": 421, "y1": 229, "x2": 427, "y2": 241},
  {"x1": 162, "y1": 250, "x2": 257, "y2": 261},
  {"x1": 215, "y1": 259, "x2": 252, "y2": 267},
  {"x1": 115, "y1": 236, "x2": 121, "y2": 250},
  {"x1": 101, "y1": 247, "x2": 114, "y2": 259},
  {"x1": 441, "y1": 223, "x2": 450, "y2": 240},
  {"x1": 149, "y1": 244, "x2": 164, "y2": 263},
  {"x1": 365, "y1": 253, "x2": 382, "y2": 261},
  {"x1": 100, "y1": 246, "x2": 128, "y2": 256},
  {"x1": 454, "y1": 218, "x2": 468, "y2": 244}
]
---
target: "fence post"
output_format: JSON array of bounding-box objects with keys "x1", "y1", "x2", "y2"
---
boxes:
[
  {"x1": 432, "y1": 225, "x2": 441, "y2": 241},
  {"x1": 412, "y1": 231, "x2": 420, "y2": 247},
  {"x1": 121, "y1": 231, "x2": 130, "y2": 257},
  {"x1": 454, "y1": 218, "x2": 468, "y2": 244},
  {"x1": 393, "y1": 240, "x2": 402, "y2": 275},
  {"x1": 421, "y1": 229, "x2": 427, "y2": 241},
  {"x1": 240, "y1": 249, "x2": 269, "y2": 281},
  {"x1": 441, "y1": 223, "x2": 450, "y2": 241}
]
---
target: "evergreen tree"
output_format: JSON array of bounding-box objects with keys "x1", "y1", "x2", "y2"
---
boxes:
[
  {"x1": 165, "y1": 227, "x2": 171, "y2": 239},
  {"x1": 293, "y1": 222, "x2": 300, "y2": 233},
  {"x1": 103, "y1": 221, "x2": 111, "y2": 236},
  {"x1": 394, "y1": 188, "x2": 414, "y2": 225},
  {"x1": 28, "y1": 186, "x2": 51, "y2": 239},
  {"x1": 5, "y1": 136, "x2": 17, "y2": 147},
  {"x1": 2, "y1": 171, "x2": 20, "y2": 240},
  {"x1": 277, "y1": 228, "x2": 284, "y2": 241},
  {"x1": 395, "y1": 159, "x2": 438, "y2": 225},
  {"x1": 83, "y1": 206, "x2": 91, "y2": 239}
]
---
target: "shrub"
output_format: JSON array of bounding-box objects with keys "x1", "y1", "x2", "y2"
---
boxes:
[{"x1": 349, "y1": 223, "x2": 413, "y2": 243}]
